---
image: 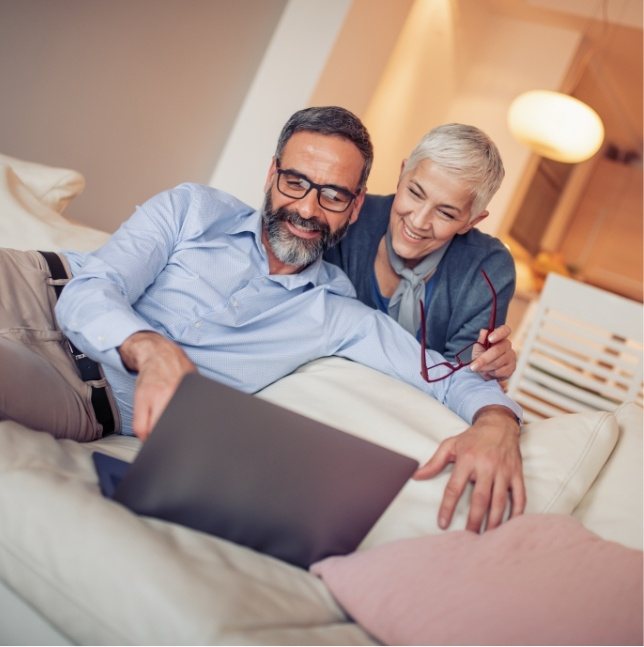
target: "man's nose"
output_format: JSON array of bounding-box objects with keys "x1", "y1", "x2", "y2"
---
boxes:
[{"x1": 297, "y1": 188, "x2": 323, "y2": 219}]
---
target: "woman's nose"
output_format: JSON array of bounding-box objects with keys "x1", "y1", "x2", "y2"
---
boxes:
[{"x1": 408, "y1": 205, "x2": 433, "y2": 229}]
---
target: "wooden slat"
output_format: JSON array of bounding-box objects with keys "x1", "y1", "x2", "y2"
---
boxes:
[
  {"x1": 525, "y1": 359, "x2": 629, "y2": 405},
  {"x1": 531, "y1": 337, "x2": 640, "y2": 380},
  {"x1": 532, "y1": 341, "x2": 639, "y2": 391},
  {"x1": 513, "y1": 390, "x2": 573, "y2": 419},
  {"x1": 536, "y1": 321, "x2": 643, "y2": 362},
  {"x1": 507, "y1": 274, "x2": 644, "y2": 419},
  {"x1": 520, "y1": 370, "x2": 611, "y2": 411}
]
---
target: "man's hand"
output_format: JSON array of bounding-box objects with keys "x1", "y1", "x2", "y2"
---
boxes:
[
  {"x1": 118, "y1": 331, "x2": 197, "y2": 441},
  {"x1": 413, "y1": 405, "x2": 525, "y2": 533},
  {"x1": 470, "y1": 324, "x2": 516, "y2": 381}
]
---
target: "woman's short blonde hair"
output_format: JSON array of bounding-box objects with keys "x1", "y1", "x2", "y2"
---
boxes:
[{"x1": 403, "y1": 123, "x2": 505, "y2": 219}]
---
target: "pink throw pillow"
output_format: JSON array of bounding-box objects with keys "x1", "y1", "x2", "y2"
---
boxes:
[{"x1": 311, "y1": 515, "x2": 643, "y2": 645}]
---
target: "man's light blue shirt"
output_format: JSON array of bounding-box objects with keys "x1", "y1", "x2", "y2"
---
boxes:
[{"x1": 58, "y1": 183, "x2": 521, "y2": 435}]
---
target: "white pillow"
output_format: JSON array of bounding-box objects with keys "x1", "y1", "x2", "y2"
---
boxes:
[
  {"x1": 0, "y1": 421, "x2": 369, "y2": 646},
  {"x1": 0, "y1": 360, "x2": 624, "y2": 645},
  {"x1": 259, "y1": 357, "x2": 619, "y2": 545},
  {"x1": 0, "y1": 152, "x2": 85, "y2": 213},
  {"x1": 573, "y1": 401, "x2": 643, "y2": 550},
  {"x1": 0, "y1": 163, "x2": 110, "y2": 252}
]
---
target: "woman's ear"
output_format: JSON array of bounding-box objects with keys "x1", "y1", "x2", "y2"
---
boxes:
[{"x1": 459, "y1": 210, "x2": 489, "y2": 234}]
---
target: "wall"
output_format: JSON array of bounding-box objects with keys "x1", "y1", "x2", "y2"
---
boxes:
[
  {"x1": 444, "y1": 0, "x2": 581, "y2": 234},
  {"x1": 208, "y1": 0, "x2": 354, "y2": 208},
  {"x1": 354, "y1": 0, "x2": 581, "y2": 235},
  {"x1": 0, "y1": 0, "x2": 286, "y2": 233},
  {"x1": 210, "y1": 0, "x2": 416, "y2": 209},
  {"x1": 0, "y1": 0, "x2": 616, "y2": 242}
]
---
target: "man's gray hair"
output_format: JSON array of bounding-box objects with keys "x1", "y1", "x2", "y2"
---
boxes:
[
  {"x1": 403, "y1": 123, "x2": 505, "y2": 219},
  {"x1": 275, "y1": 106, "x2": 374, "y2": 190}
]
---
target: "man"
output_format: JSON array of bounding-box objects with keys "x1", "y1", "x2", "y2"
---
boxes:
[
  {"x1": 0, "y1": 107, "x2": 523, "y2": 533},
  {"x1": 325, "y1": 123, "x2": 516, "y2": 380}
]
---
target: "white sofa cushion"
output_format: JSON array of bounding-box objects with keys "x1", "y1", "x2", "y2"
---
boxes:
[
  {"x1": 0, "y1": 156, "x2": 109, "y2": 252},
  {"x1": 0, "y1": 153, "x2": 86, "y2": 213},
  {"x1": 0, "y1": 421, "x2": 372, "y2": 646},
  {"x1": 0, "y1": 357, "x2": 625, "y2": 644},
  {"x1": 573, "y1": 401, "x2": 644, "y2": 550},
  {"x1": 260, "y1": 357, "x2": 620, "y2": 544}
]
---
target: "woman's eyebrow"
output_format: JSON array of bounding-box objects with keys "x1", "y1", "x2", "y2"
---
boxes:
[{"x1": 410, "y1": 179, "x2": 463, "y2": 215}]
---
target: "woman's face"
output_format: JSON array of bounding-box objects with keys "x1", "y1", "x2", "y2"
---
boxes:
[{"x1": 389, "y1": 159, "x2": 487, "y2": 268}]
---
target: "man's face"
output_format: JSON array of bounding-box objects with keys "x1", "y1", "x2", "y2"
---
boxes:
[
  {"x1": 389, "y1": 159, "x2": 488, "y2": 268},
  {"x1": 262, "y1": 131, "x2": 365, "y2": 272}
]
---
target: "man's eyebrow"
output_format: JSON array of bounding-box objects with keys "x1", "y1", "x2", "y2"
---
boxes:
[{"x1": 280, "y1": 164, "x2": 356, "y2": 195}]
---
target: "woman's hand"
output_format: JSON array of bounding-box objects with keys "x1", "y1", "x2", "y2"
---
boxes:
[{"x1": 470, "y1": 324, "x2": 516, "y2": 381}]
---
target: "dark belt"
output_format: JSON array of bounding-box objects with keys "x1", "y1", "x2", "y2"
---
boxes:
[{"x1": 39, "y1": 251, "x2": 116, "y2": 436}]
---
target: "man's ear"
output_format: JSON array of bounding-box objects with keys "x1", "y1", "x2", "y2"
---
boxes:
[
  {"x1": 264, "y1": 157, "x2": 277, "y2": 193},
  {"x1": 348, "y1": 190, "x2": 366, "y2": 225},
  {"x1": 459, "y1": 210, "x2": 489, "y2": 234}
]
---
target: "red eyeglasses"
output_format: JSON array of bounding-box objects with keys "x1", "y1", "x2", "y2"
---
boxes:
[{"x1": 420, "y1": 269, "x2": 496, "y2": 382}]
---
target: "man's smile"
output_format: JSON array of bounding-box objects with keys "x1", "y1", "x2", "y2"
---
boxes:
[{"x1": 285, "y1": 219, "x2": 322, "y2": 239}]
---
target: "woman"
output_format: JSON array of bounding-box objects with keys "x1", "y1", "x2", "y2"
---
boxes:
[{"x1": 325, "y1": 123, "x2": 516, "y2": 381}]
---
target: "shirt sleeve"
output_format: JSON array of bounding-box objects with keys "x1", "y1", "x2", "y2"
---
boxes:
[
  {"x1": 56, "y1": 185, "x2": 192, "y2": 373},
  {"x1": 330, "y1": 303, "x2": 523, "y2": 424}
]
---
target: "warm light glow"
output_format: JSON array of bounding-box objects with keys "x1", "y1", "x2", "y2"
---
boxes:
[
  {"x1": 363, "y1": 0, "x2": 456, "y2": 193},
  {"x1": 508, "y1": 90, "x2": 604, "y2": 163}
]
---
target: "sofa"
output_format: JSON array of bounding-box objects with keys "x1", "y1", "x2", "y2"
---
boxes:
[{"x1": 0, "y1": 154, "x2": 642, "y2": 645}]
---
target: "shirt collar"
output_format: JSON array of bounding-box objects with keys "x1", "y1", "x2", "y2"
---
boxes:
[
  {"x1": 228, "y1": 208, "x2": 262, "y2": 237},
  {"x1": 230, "y1": 209, "x2": 328, "y2": 290}
]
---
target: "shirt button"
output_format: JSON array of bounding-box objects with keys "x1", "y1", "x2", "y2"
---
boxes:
[
  {"x1": 231, "y1": 299, "x2": 238, "y2": 307},
  {"x1": 97, "y1": 335, "x2": 105, "y2": 342},
  {"x1": 194, "y1": 321, "x2": 202, "y2": 328}
]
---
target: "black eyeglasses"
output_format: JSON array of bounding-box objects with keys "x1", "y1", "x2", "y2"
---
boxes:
[
  {"x1": 275, "y1": 160, "x2": 358, "y2": 213},
  {"x1": 420, "y1": 269, "x2": 497, "y2": 382}
]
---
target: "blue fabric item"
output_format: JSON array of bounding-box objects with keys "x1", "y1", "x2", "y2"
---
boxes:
[
  {"x1": 58, "y1": 183, "x2": 521, "y2": 435},
  {"x1": 324, "y1": 193, "x2": 517, "y2": 361},
  {"x1": 371, "y1": 273, "x2": 437, "y2": 342}
]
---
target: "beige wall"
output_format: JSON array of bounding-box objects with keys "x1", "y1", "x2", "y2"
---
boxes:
[
  {"x1": 209, "y1": 0, "x2": 354, "y2": 209},
  {"x1": 443, "y1": 1, "x2": 581, "y2": 234},
  {"x1": 311, "y1": 0, "x2": 580, "y2": 236},
  {"x1": 0, "y1": 0, "x2": 286, "y2": 233},
  {"x1": 3, "y1": 0, "x2": 637, "y2": 256}
]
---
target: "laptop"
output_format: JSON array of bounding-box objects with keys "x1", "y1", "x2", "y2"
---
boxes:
[{"x1": 93, "y1": 372, "x2": 418, "y2": 569}]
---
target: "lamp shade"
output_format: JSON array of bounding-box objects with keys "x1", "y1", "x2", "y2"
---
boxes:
[{"x1": 508, "y1": 90, "x2": 604, "y2": 163}]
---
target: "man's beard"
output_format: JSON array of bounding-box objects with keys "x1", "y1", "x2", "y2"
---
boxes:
[{"x1": 262, "y1": 193, "x2": 351, "y2": 268}]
